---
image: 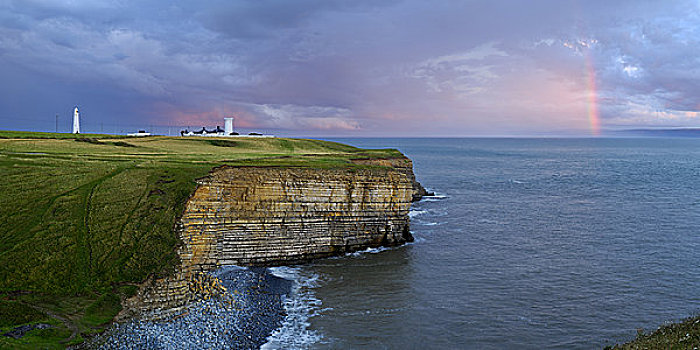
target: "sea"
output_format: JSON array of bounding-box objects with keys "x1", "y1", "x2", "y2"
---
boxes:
[
  {"x1": 264, "y1": 138, "x2": 700, "y2": 349},
  {"x1": 93, "y1": 138, "x2": 700, "y2": 349}
]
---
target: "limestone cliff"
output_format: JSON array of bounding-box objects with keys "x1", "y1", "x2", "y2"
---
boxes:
[
  {"x1": 350, "y1": 156, "x2": 432, "y2": 201},
  {"x1": 120, "y1": 160, "x2": 423, "y2": 319}
]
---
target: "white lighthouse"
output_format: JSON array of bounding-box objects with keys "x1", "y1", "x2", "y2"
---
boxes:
[
  {"x1": 72, "y1": 106, "x2": 80, "y2": 134},
  {"x1": 224, "y1": 117, "x2": 234, "y2": 135}
]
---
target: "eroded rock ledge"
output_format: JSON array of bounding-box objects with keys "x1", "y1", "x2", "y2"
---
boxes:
[{"x1": 120, "y1": 158, "x2": 424, "y2": 320}]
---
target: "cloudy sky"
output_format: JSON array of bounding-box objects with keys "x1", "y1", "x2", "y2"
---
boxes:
[{"x1": 1, "y1": 0, "x2": 699, "y2": 136}]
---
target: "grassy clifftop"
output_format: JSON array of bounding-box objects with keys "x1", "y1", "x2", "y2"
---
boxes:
[{"x1": 0, "y1": 132, "x2": 401, "y2": 348}]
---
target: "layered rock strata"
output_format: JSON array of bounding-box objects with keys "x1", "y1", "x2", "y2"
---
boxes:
[
  {"x1": 120, "y1": 162, "x2": 420, "y2": 319},
  {"x1": 350, "y1": 156, "x2": 432, "y2": 200}
]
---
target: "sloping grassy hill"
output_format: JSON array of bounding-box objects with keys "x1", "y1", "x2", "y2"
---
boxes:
[{"x1": 0, "y1": 132, "x2": 400, "y2": 348}]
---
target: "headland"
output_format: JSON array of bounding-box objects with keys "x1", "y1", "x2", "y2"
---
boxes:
[{"x1": 0, "y1": 131, "x2": 427, "y2": 348}]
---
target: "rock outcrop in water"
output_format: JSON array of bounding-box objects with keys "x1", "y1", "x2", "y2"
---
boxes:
[{"x1": 119, "y1": 157, "x2": 424, "y2": 320}]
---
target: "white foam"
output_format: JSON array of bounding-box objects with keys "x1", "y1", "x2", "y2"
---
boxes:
[
  {"x1": 422, "y1": 222, "x2": 441, "y2": 226},
  {"x1": 263, "y1": 267, "x2": 324, "y2": 349},
  {"x1": 348, "y1": 246, "x2": 389, "y2": 257},
  {"x1": 419, "y1": 197, "x2": 445, "y2": 202},
  {"x1": 409, "y1": 209, "x2": 427, "y2": 218},
  {"x1": 421, "y1": 191, "x2": 447, "y2": 201}
]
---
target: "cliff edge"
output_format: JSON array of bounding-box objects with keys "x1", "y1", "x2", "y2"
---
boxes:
[
  {"x1": 0, "y1": 134, "x2": 429, "y2": 347},
  {"x1": 121, "y1": 158, "x2": 426, "y2": 319}
]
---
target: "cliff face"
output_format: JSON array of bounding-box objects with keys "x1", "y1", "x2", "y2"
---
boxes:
[
  {"x1": 186, "y1": 166, "x2": 414, "y2": 266},
  {"x1": 120, "y1": 161, "x2": 421, "y2": 319},
  {"x1": 350, "y1": 156, "x2": 431, "y2": 201}
]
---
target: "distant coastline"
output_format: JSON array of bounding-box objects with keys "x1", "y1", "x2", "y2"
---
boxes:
[{"x1": 616, "y1": 128, "x2": 700, "y2": 137}]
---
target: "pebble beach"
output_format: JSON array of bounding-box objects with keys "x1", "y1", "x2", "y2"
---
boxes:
[{"x1": 82, "y1": 266, "x2": 292, "y2": 350}]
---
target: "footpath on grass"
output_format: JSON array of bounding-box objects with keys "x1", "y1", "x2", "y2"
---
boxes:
[{"x1": 0, "y1": 131, "x2": 399, "y2": 348}]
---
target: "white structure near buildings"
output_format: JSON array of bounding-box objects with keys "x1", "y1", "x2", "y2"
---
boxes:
[
  {"x1": 72, "y1": 106, "x2": 80, "y2": 134},
  {"x1": 127, "y1": 130, "x2": 151, "y2": 137},
  {"x1": 180, "y1": 116, "x2": 274, "y2": 138},
  {"x1": 180, "y1": 126, "x2": 226, "y2": 137},
  {"x1": 224, "y1": 117, "x2": 234, "y2": 135}
]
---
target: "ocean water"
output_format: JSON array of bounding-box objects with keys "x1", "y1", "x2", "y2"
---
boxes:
[{"x1": 272, "y1": 138, "x2": 700, "y2": 349}]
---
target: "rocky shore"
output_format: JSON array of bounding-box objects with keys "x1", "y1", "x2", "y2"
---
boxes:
[{"x1": 81, "y1": 267, "x2": 291, "y2": 350}]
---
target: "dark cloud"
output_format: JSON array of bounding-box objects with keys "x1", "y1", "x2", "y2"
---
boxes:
[
  {"x1": 1, "y1": 0, "x2": 699, "y2": 136},
  {"x1": 194, "y1": 0, "x2": 394, "y2": 39}
]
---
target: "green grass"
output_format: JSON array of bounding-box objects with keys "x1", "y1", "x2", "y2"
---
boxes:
[
  {"x1": 0, "y1": 300, "x2": 47, "y2": 327},
  {"x1": 606, "y1": 315, "x2": 700, "y2": 350},
  {"x1": 0, "y1": 318, "x2": 72, "y2": 350},
  {"x1": 0, "y1": 130, "x2": 129, "y2": 139},
  {"x1": 0, "y1": 131, "x2": 400, "y2": 348}
]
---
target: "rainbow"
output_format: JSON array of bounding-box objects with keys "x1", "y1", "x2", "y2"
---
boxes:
[{"x1": 584, "y1": 51, "x2": 601, "y2": 136}]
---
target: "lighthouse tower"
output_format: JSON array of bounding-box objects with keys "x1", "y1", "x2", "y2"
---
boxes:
[
  {"x1": 72, "y1": 106, "x2": 80, "y2": 134},
  {"x1": 224, "y1": 117, "x2": 234, "y2": 135}
]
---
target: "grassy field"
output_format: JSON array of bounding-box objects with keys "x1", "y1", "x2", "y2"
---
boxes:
[{"x1": 0, "y1": 131, "x2": 400, "y2": 348}]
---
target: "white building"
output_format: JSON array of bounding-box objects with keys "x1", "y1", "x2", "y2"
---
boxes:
[
  {"x1": 72, "y1": 106, "x2": 80, "y2": 134},
  {"x1": 224, "y1": 117, "x2": 234, "y2": 135},
  {"x1": 180, "y1": 116, "x2": 275, "y2": 137},
  {"x1": 127, "y1": 130, "x2": 151, "y2": 137},
  {"x1": 180, "y1": 126, "x2": 226, "y2": 137}
]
